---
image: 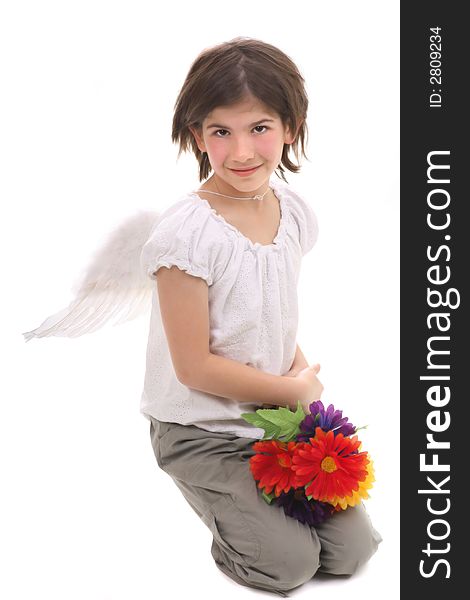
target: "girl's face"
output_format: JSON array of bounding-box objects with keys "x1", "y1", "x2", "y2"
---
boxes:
[{"x1": 190, "y1": 95, "x2": 294, "y2": 196}]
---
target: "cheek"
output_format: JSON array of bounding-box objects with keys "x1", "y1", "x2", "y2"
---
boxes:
[
  {"x1": 256, "y1": 133, "x2": 285, "y2": 159},
  {"x1": 204, "y1": 139, "x2": 226, "y2": 165}
]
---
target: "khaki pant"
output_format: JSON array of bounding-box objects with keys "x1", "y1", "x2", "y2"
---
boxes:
[{"x1": 149, "y1": 417, "x2": 382, "y2": 597}]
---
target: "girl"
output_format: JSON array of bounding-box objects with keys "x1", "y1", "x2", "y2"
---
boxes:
[
  {"x1": 23, "y1": 37, "x2": 382, "y2": 597},
  {"x1": 140, "y1": 38, "x2": 381, "y2": 596}
]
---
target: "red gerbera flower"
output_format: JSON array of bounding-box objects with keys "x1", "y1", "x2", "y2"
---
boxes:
[
  {"x1": 292, "y1": 428, "x2": 369, "y2": 503},
  {"x1": 249, "y1": 440, "x2": 298, "y2": 497}
]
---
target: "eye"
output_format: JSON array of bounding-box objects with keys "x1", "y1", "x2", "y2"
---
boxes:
[
  {"x1": 214, "y1": 129, "x2": 230, "y2": 137},
  {"x1": 253, "y1": 125, "x2": 268, "y2": 133}
]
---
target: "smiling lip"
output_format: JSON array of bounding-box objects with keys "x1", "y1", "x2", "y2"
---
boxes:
[{"x1": 229, "y1": 165, "x2": 261, "y2": 176}]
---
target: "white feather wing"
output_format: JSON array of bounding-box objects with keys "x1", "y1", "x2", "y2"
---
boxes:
[{"x1": 22, "y1": 209, "x2": 161, "y2": 341}]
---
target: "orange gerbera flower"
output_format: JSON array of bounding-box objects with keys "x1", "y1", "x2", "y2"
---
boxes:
[
  {"x1": 249, "y1": 440, "x2": 298, "y2": 497},
  {"x1": 329, "y1": 455, "x2": 376, "y2": 509},
  {"x1": 292, "y1": 428, "x2": 369, "y2": 503}
]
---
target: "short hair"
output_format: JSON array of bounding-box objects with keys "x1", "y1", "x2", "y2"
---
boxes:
[{"x1": 172, "y1": 37, "x2": 309, "y2": 182}]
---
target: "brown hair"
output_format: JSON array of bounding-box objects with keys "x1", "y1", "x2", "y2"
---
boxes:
[{"x1": 172, "y1": 37, "x2": 309, "y2": 182}]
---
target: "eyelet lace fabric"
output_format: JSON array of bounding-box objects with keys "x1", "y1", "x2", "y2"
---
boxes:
[{"x1": 140, "y1": 176, "x2": 318, "y2": 438}]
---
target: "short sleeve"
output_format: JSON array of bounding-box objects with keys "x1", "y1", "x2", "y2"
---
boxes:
[
  {"x1": 284, "y1": 185, "x2": 319, "y2": 256},
  {"x1": 140, "y1": 199, "x2": 229, "y2": 286}
]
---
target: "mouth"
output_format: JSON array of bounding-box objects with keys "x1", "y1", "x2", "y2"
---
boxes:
[{"x1": 228, "y1": 165, "x2": 261, "y2": 176}]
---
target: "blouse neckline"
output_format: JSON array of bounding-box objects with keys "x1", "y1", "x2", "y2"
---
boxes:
[{"x1": 188, "y1": 179, "x2": 289, "y2": 251}]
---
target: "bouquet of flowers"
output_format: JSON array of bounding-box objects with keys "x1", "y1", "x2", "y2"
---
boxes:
[{"x1": 241, "y1": 401, "x2": 375, "y2": 527}]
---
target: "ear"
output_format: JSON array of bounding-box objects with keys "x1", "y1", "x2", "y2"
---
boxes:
[
  {"x1": 189, "y1": 126, "x2": 207, "y2": 153},
  {"x1": 284, "y1": 120, "x2": 303, "y2": 145},
  {"x1": 284, "y1": 128, "x2": 294, "y2": 145}
]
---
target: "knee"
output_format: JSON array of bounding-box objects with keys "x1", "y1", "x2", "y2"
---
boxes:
[
  {"x1": 321, "y1": 505, "x2": 382, "y2": 575},
  {"x1": 265, "y1": 530, "x2": 322, "y2": 590},
  {"x1": 335, "y1": 526, "x2": 381, "y2": 575},
  {"x1": 211, "y1": 524, "x2": 321, "y2": 595}
]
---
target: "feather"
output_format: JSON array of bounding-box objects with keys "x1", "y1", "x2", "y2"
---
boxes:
[{"x1": 22, "y1": 209, "x2": 161, "y2": 341}]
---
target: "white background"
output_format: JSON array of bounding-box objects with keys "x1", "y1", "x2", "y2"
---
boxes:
[{"x1": 1, "y1": 1, "x2": 399, "y2": 598}]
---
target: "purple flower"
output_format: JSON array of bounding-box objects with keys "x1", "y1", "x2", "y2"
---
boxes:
[
  {"x1": 275, "y1": 488, "x2": 334, "y2": 527},
  {"x1": 296, "y1": 401, "x2": 356, "y2": 443}
]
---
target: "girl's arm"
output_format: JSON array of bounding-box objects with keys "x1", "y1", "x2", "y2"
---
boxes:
[
  {"x1": 192, "y1": 352, "x2": 305, "y2": 409},
  {"x1": 156, "y1": 266, "x2": 312, "y2": 410}
]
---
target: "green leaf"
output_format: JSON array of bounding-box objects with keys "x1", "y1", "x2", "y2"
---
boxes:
[
  {"x1": 240, "y1": 412, "x2": 281, "y2": 439},
  {"x1": 354, "y1": 424, "x2": 368, "y2": 434},
  {"x1": 241, "y1": 401, "x2": 305, "y2": 442},
  {"x1": 262, "y1": 490, "x2": 276, "y2": 504}
]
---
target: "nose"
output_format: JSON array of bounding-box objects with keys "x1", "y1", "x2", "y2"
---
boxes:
[{"x1": 230, "y1": 135, "x2": 255, "y2": 163}]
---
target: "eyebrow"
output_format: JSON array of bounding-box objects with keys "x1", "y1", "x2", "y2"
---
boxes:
[{"x1": 206, "y1": 118, "x2": 276, "y2": 129}]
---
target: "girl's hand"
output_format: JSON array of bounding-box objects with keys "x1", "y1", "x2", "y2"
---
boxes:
[
  {"x1": 284, "y1": 345, "x2": 309, "y2": 378},
  {"x1": 261, "y1": 362, "x2": 323, "y2": 411},
  {"x1": 294, "y1": 364, "x2": 324, "y2": 414},
  {"x1": 283, "y1": 365, "x2": 303, "y2": 378}
]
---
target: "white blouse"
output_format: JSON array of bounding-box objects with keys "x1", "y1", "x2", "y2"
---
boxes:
[{"x1": 139, "y1": 176, "x2": 318, "y2": 439}]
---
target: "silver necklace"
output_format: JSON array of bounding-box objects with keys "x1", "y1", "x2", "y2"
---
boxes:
[{"x1": 195, "y1": 187, "x2": 271, "y2": 202}]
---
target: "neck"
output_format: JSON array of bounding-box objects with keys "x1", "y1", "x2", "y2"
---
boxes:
[{"x1": 203, "y1": 174, "x2": 270, "y2": 200}]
